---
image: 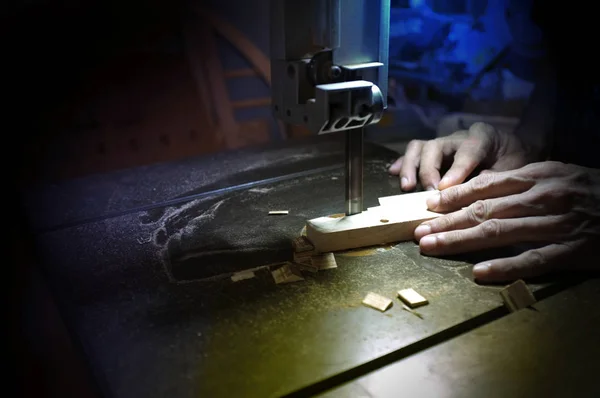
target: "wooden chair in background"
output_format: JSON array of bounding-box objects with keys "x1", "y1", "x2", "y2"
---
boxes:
[
  {"x1": 25, "y1": 7, "x2": 311, "y2": 183},
  {"x1": 184, "y1": 7, "x2": 295, "y2": 150}
]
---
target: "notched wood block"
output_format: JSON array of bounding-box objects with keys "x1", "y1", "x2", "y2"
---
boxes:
[
  {"x1": 362, "y1": 292, "x2": 393, "y2": 312},
  {"x1": 271, "y1": 263, "x2": 304, "y2": 284},
  {"x1": 500, "y1": 279, "x2": 537, "y2": 312},
  {"x1": 311, "y1": 253, "x2": 337, "y2": 270},
  {"x1": 305, "y1": 191, "x2": 442, "y2": 253},
  {"x1": 292, "y1": 236, "x2": 315, "y2": 253},
  {"x1": 398, "y1": 288, "x2": 428, "y2": 308}
]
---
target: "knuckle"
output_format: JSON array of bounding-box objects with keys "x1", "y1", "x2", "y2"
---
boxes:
[
  {"x1": 521, "y1": 162, "x2": 545, "y2": 177},
  {"x1": 525, "y1": 249, "x2": 547, "y2": 267},
  {"x1": 435, "y1": 214, "x2": 455, "y2": 231},
  {"x1": 418, "y1": 167, "x2": 433, "y2": 181},
  {"x1": 451, "y1": 129, "x2": 468, "y2": 138},
  {"x1": 469, "y1": 122, "x2": 496, "y2": 136},
  {"x1": 471, "y1": 174, "x2": 494, "y2": 193},
  {"x1": 530, "y1": 184, "x2": 573, "y2": 213},
  {"x1": 567, "y1": 169, "x2": 591, "y2": 186},
  {"x1": 438, "y1": 188, "x2": 457, "y2": 205},
  {"x1": 407, "y1": 140, "x2": 423, "y2": 151},
  {"x1": 555, "y1": 214, "x2": 581, "y2": 238},
  {"x1": 422, "y1": 139, "x2": 440, "y2": 153},
  {"x1": 480, "y1": 219, "x2": 502, "y2": 238},
  {"x1": 468, "y1": 200, "x2": 490, "y2": 223},
  {"x1": 530, "y1": 186, "x2": 557, "y2": 206},
  {"x1": 498, "y1": 263, "x2": 518, "y2": 279}
]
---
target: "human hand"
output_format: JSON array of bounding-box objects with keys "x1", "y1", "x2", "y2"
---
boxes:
[
  {"x1": 413, "y1": 161, "x2": 600, "y2": 283},
  {"x1": 388, "y1": 122, "x2": 535, "y2": 191}
]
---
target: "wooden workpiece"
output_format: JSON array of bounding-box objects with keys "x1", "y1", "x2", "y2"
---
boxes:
[{"x1": 306, "y1": 190, "x2": 442, "y2": 253}]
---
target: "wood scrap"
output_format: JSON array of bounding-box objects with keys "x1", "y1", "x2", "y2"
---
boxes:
[
  {"x1": 500, "y1": 279, "x2": 536, "y2": 312},
  {"x1": 292, "y1": 236, "x2": 314, "y2": 253},
  {"x1": 398, "y1": 288, "x2": 429, "y2": 308},
  {"x1": 268, "y1": 210, "x2": 289, "y2": 215},
  {"x1": 310, "y1": 253, "x2": 337, "y2": 270},
  {"x1": 271, "y1": 263, "x2": 304, "y2": 284},
  {"x1": 362, "y1": 292, "x2": 393, "y2": 312},
  {"x1": 291, "y1": 235, "x2": 317, "y2": 265},
  {"x1": 231, "y1": 270, "x2": 255, "y2": 282},
  {"x1": 401, "y1": 304, "x2": 424, "y2": 319},
  {"x1": 293, "y1": 251, "x2": 313, "y2": 264},
  {"x1": 306, "y1": 191, "x2": 442, "y2": 253},
  {"x1": 294, "y1": 262, "x2": 318, "y2": 273}
]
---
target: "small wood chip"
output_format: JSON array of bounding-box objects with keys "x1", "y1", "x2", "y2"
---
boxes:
[
  {"x1": 500, "y1": 279, "x2": 536, "y2": 312},
  {"x1": 401, "y1": 304, "x2": 424, "y2": 319},
  {"x1": 362, "y1": 292, "x2": 393, "y2": 312},
  {"x1": 293, "y1": 262, "x2": 318, "y2": 273},
  {"x1": 268, "y1": 210, "x2": 289, "y2": 215},
  {"x1": 271, "y1": 263, "x2": 304, "y2": 284},
  {"x1": 231, "y1": 270, "x2": 255, "y2": 282},
  {"x1": 398, "y1": 288, "x2": 428, "y2": 308},
  {"x1": 293, "y1": 251, "x2": 313, "y2": 264},
  {"x1": 292, "y1": 236, "x2": 315, "y2": 253},
  {"x1": 311, "y1": 253, "x2": 337, "y2": 270}
]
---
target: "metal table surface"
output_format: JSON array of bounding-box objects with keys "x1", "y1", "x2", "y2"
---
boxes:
[
  {"x1": 21, "y1": 135, "x2": 593, "y2": 398},
  {"x1": 319, "y1": 278, "x2": 600, "y2": 398}
]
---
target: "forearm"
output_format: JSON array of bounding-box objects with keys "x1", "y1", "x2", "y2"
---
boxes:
[{"x1": 511, "y1": 59, "x2": 557, "y2": 161}]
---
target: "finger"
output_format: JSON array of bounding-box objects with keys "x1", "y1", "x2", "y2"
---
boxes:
[
  {"x1": 472, "y1": 240, "x2": 585, "y2": 283},
  {"x1": 414, "y1": 192, "x2": 560, "y2": 240},
  {"x1": 399, "y1": 140, "x2": 424, "y2": 191},
  {"x1": 438, "y1": 128, "x2": 494, "y2": 190},
  {"x1": 489, "y1": 153, "x2": 529, "y2": 172},
  {"x1": 426, "y1": 170, "x2": 535, "y2": 212},
  {"x1": 418, "y1": 140, "x2": 445, "y2": 190},
  {"x1": 418, "y1": 215, "x2": 569, "y2": 256},
  {"x1": 388, "y1": 157, "x2": 403, "y2": 175}
]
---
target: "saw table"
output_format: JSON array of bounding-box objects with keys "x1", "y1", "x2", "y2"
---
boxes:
[{"x1": 22, "y1": 135, "x2": 600, "y2": 398}]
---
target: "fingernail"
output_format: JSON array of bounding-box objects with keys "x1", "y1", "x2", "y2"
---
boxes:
[
  {"x1": 439, "y1": 176, "x2": 449, "y2": 188},
  {"x1": 419, "y1": 235, "x2": 436, "y2": 251},
  {"x1": 426, "y1": 192, "x2": 440, "y2": 209},
  {"x1": 473, "y1": 263, "x2": 492, "y2": 278},
  {"x1": 414, "y1": 224, "x2": 431, "y2": 240},
  {"x1": 426, "y1": 186, "x2": 436, "y2": 191},
  {"x1": 401, "y1": 177, "x2": 408, "y2": 189}
]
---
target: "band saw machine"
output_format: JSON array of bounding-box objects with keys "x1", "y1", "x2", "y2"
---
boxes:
[{"x1": 271, "y1": 0, "x2": 390, "y2": 216}]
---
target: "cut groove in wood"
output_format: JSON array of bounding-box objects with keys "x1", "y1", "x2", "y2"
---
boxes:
[{"x1": 306, "y1": 191, "x2": 442, "y2": 253}]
